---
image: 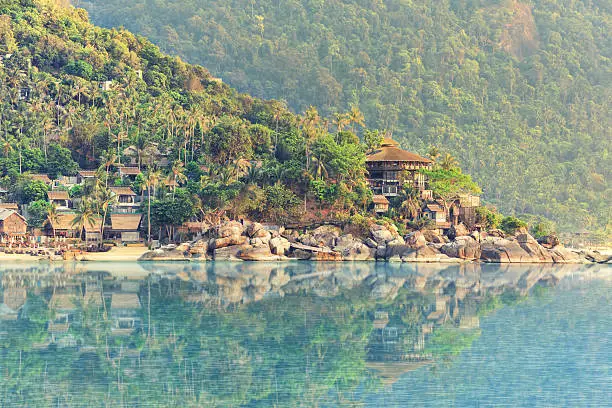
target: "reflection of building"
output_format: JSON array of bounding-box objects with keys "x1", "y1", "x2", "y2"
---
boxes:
[
  {"x1": 366, "y1": 138, "x2": 433, "y2": 197},
  {"x1": 0, "y1": 287, "x2": 27, "y2": 320},
  {"x1": 110, "y1": 293, "x2": 142, "y2": 336}
]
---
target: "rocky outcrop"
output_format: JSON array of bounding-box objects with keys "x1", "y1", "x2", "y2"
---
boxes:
[
  {"x1": 269, "y1": 237, "x2": 291, "y2": 255},
  {"x1": 237, "y1": 245, "x2": 280, "y2": 261},
  {"x1": 405, "y1": 231, "x2": 427, "y2": 248},
  {"x1": 537, "y1": 234, "x2": 560, "y2": 249},
  {"x1": 547, "y1": 246, "x2": 583, "y2": 263},
  {"x1": 139, "y1": 245, "x2": 190, "y2": 261},
  {"x1": 212, "y1": 235, "x2": 249, "y2": 249},
  {"x1": 334, "y1": 235, "x2": 375, "y2": 261},
  {"x1": 189, "y1": 239, "x2": 209, "y2": 258},
  {"x1": 370, "y1": 224, "x2": 395, "y2": 245},
  {"x1": 480, "y1": 233, "x2": 554, "y2": 263},
  {"x1": 440, "y1": 236, "x2": 481, "y2": 260},
  {"x1": 215, "y1": 244, "x2": 251, "y2": 261},
  {"x1": 422, "y1": 229, "x2": 446, "y2": 244},
  {"x1": 448, "y1": 223, "x2": 469, "y2": 240}
]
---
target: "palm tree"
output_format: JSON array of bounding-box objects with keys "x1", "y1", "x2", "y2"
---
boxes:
[
  {"x1": 310, "y1": 155, "x2": 329, "y2": 180},
  {"x1": 348, "y1": 106, "x2": 365, "y2": 133},
  {"x1": 44, "y1": 202, "x2": 59, "y2": 242},
  {"x1": 97, "y1": 187, "x2": 117, "y2": 247},
  {"x1": 170, "y1": 160, "x2": 187, "y2": 199},
  {"x1": 427, "y1": 146, "x2": 441, "y2": 163},
  {"x1": 440, "y1": 153, "x2": 459, "y2": 170},
  {"x1": 333, "y1": 112, "x2": 350, "y2": 133},
  {"x1": 72, "y1": 200, "x2": 97, "y2": 241},
  {"x1": 100, "y1": 152, "x2": 117, "y2": 187},
  {"x1": 144, "y1": 169, "x2": 161, "y2": 245}
]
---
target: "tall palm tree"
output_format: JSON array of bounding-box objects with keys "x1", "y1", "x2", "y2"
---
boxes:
[
  {"x1": 97, "y1": 187, "x2": 117, "y2": 247},
  {"x1": 348, "y1": 106, "x2": 365, "y2": 133},
  {"x1": 44, "y1": 202, "x2": 59, "y2": 242},
  {"x1": 400, "y1": 188, "x2": 422, "y2": 220},
  {"x1": 100, "y1": 152, "x2": 117, "y2": 187},
  {"x1": 72, "y1": 200, "x2": 96, "y2": 241},
  {"x1": 144, "y1": 169, "x2": 161, "y2": 245},
  {"x1": 333, "y1": 112, "x2": 350, "y2": 133},
  {"x1": 169, "y1": 160, "x2": 187, "y2": 199},
  {"x1": 440, "y1": 153, "x2": 459, "y2": 170}
]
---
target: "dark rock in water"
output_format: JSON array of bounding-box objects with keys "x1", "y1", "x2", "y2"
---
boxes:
[{"x1": 440, "y1": 236, "x2": 481, "y2": 260}]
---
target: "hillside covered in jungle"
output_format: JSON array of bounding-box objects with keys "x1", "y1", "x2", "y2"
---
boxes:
[{"x1": 79, "y1": 0, "x2": 611, "y2": 235}]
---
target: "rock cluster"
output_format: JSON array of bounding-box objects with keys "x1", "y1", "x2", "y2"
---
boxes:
[{"x1": 139, "y1": 220, "x2": 594, "y2": 264}]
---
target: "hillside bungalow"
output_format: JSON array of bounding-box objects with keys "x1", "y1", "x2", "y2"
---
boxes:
[
  {"x1": 47, "y1": 190, "x2": 71, "y2": 211},
  {"x1": 0, "y1": 209, "x2": 27, "y2": 238},
  {"x1": 46, "y1": 214, "x2": 102, "y2": 240},
  {"x1": 29, "y1": 173, "x2": 53, "y2": 186},
  {"x1": 372, "y1": 195, "x2": 390, "y2": 214},
  {"x1": 110, "y1": 187, "x2": 139, "y2": 213},
  {"x1": 423, "y1": 203, "x2": 450, "y2": 230},
  {"x1": 366, "y1": 138, "x2": 433, "y2": 197},
  {"x1": 108, "y1": 214, "x2": 142, "y2": 242},
  {"x1": 118, "y1": 166, "x2": 141, "y2": 181},
  {"x1": 77, "y1": 170, "x2": 97, "y2": 184}
]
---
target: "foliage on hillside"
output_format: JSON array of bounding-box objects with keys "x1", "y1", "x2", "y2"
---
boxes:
[
  {"x1": 81, "y1": 0, "x2": 611, "y2": 233},
  {"x1": 0, "y1": 0, "x2": 373, "y2": 231}
]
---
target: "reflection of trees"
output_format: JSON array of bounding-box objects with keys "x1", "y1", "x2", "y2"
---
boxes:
[{"x1": 0, "y1": 263, "x2": 562, "y2": 406}]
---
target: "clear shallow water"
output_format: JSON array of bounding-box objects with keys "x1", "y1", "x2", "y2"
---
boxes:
[{"x1": 0, "y1": 262, "x2": 610, "y2": 407}]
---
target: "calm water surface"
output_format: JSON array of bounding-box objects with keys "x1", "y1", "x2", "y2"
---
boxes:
[{"x1": 0, "y1": 261, "x2": 610, "y2": 407}]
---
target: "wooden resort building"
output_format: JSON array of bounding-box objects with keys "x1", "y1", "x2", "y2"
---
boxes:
[
  {"x1": 77, "y1": 170, "x2": 97, "y2": 184},
  {"x1": 29, "y1": 173, "x2": 53, "y2": 186},
  {"x1": 110, "y1": 187, "x2": 139, "y2": 213},
  {"x1": 108, "y1": 214, "x2": 142, "y2": 242},
  {"x1": 47, "y1": 190, "x2": 71, "y2": 211},
  {"x1": 118, "y1": 166, "x2": 141, "y2": 181},
  {"x1": 46, "y1": 214, "x2": 102, "y2": 240},
  {"x1": 0, "y1": 203, "x2": 19, "y2": 211},
  {"x1": 0, "y1": 209, "x2": 27, "y2": 238},
  {"x1": 372, "y1": 195, "x2": 390, "y2": 214},
  {"x1": 366, "y1": 138, "x2": 433, "y2": 197}
]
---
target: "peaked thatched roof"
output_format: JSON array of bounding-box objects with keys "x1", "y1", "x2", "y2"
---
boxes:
[
  {"x1": 48, "y1": 214, "x2": 101, "y2": 232},
  {"x1": 78, "y1": 170, "x2": 97, "y2": 178},
  {"x1": 372, "y1": 195, "x2": 389, "y2": 204},
  {"x1": 29, "y1": 174, "x2": 52, "y2": 183},
  {"x1": 110, "y1": 186, "x2": 136, "y2": 196},
  {"x1": 110, "y1": 214, "x2": 142, "y2": 231},
  {"x1": 48, "y1": 190, "x2": 70, "y2": 200},
  {"x1": 0, "y1": 208, "x2": 26, "y2": 223},
  {"x1": 366, "y1": 139, "x2": 432, "y2": 163},
  {"x1": 118, "y1": 166, "x2": 141, "y2": 176}
]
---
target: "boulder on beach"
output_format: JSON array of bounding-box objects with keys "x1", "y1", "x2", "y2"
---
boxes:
[
  {"x1": 269, "y1": 237, "x2": 291, "y2": 255},
  {"x1": 440, "y1": 236, "x2": 481, "y2": 260},
  {"x1": 217, "y1": 220, "x2": 245, "y2": 238},
  {"x1": 139, "y1": 248, "x2": 190, "y2": 261},
  {"x1": 237, "y1": 245, "x2": 280, "y2": 261},
  {"x1": 214, "y1": 244, "x2": 251, "y2": 261}
]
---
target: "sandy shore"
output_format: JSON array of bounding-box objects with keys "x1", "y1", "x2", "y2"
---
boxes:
[{"x1": 0, "y1": 246, "x2": 149, "y2": 262}]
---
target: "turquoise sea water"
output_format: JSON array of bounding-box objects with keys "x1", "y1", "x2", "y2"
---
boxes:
[{"x1": 0, "y1": 262, "x2": 609, "y2": 407}]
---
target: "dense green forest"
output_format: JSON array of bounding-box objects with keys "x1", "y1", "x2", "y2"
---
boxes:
[
  {"x1": 0, "y1": 0, "x2": 385, "y2": 236},
  {"x1": 79, "y1": 0, "x2": 611, "y2": 233}
]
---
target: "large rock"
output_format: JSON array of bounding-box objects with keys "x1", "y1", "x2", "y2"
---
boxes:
[
  {"x1": 487, "y1": 229, "x2": 505, "y2": 238},
  {"x1": 139, "y1": 248, "x2": 190, "y2": 261},
  {"x1": 547, "y1": 246, "x2": 584, "y2": 263},
  {"x1": 217, "y1": 220, "x2": 245, "y2": 239},
  {"x1": 370, "y1": 224, "x2": 395, "y2": 245},
  {"x1": 480, "y1": 236, "x2": 552, "y2": 263},
  {"x1": 189, "y1": 239, "x2": 209, "y2": 258},
  {"x1": 269, "y1": 237, "x2": 291, "y2": 255},
  {"x1": 212, "y1": 235, "x2": 248, "y2": 249},
  {"x1": 237, "y1": 245, "x2": 279, "y2": 261},
  {"x1": 310, "y1": 225, "x2": 342, "y2": 247},
  {"x1": 214, "y1": 244, "x2": 251, "y2": 261},
  {"x1": 516, "y1": 233, "x2": 553, "y2": 262},
  {"x1": 537, "y1": 234, "x2": 560, "y2": 249},
  {"x1": 448, "y1": 223, "x2": 470, "y2": 240},
  {"x1": 246, "y1": 222, "x2": 271, "y2": 239},
  {"x1": 400, "y1": 245, "x2": 453, "y2": 262},
  {"x1": 337, "y1": 241, "x2": 375, "y2": 261},
  {"x1": 440, "y1": 236, "x2": 481, "y2": 260},
  {"x1": 422, "y1": 229, "x2": 445, "y2": 244},
  {"x1": 405, "y1": 231, "x2": 427, "y2": 248}
]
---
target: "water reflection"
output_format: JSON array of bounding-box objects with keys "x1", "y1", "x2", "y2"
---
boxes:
[{"x1": 0, "y1": 262, "x2": 609, "y2": 406}]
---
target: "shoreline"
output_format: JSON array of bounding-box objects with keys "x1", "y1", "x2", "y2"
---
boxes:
[{"x1": 0, "y1": 247, "x2": 607, "y2": 264}]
